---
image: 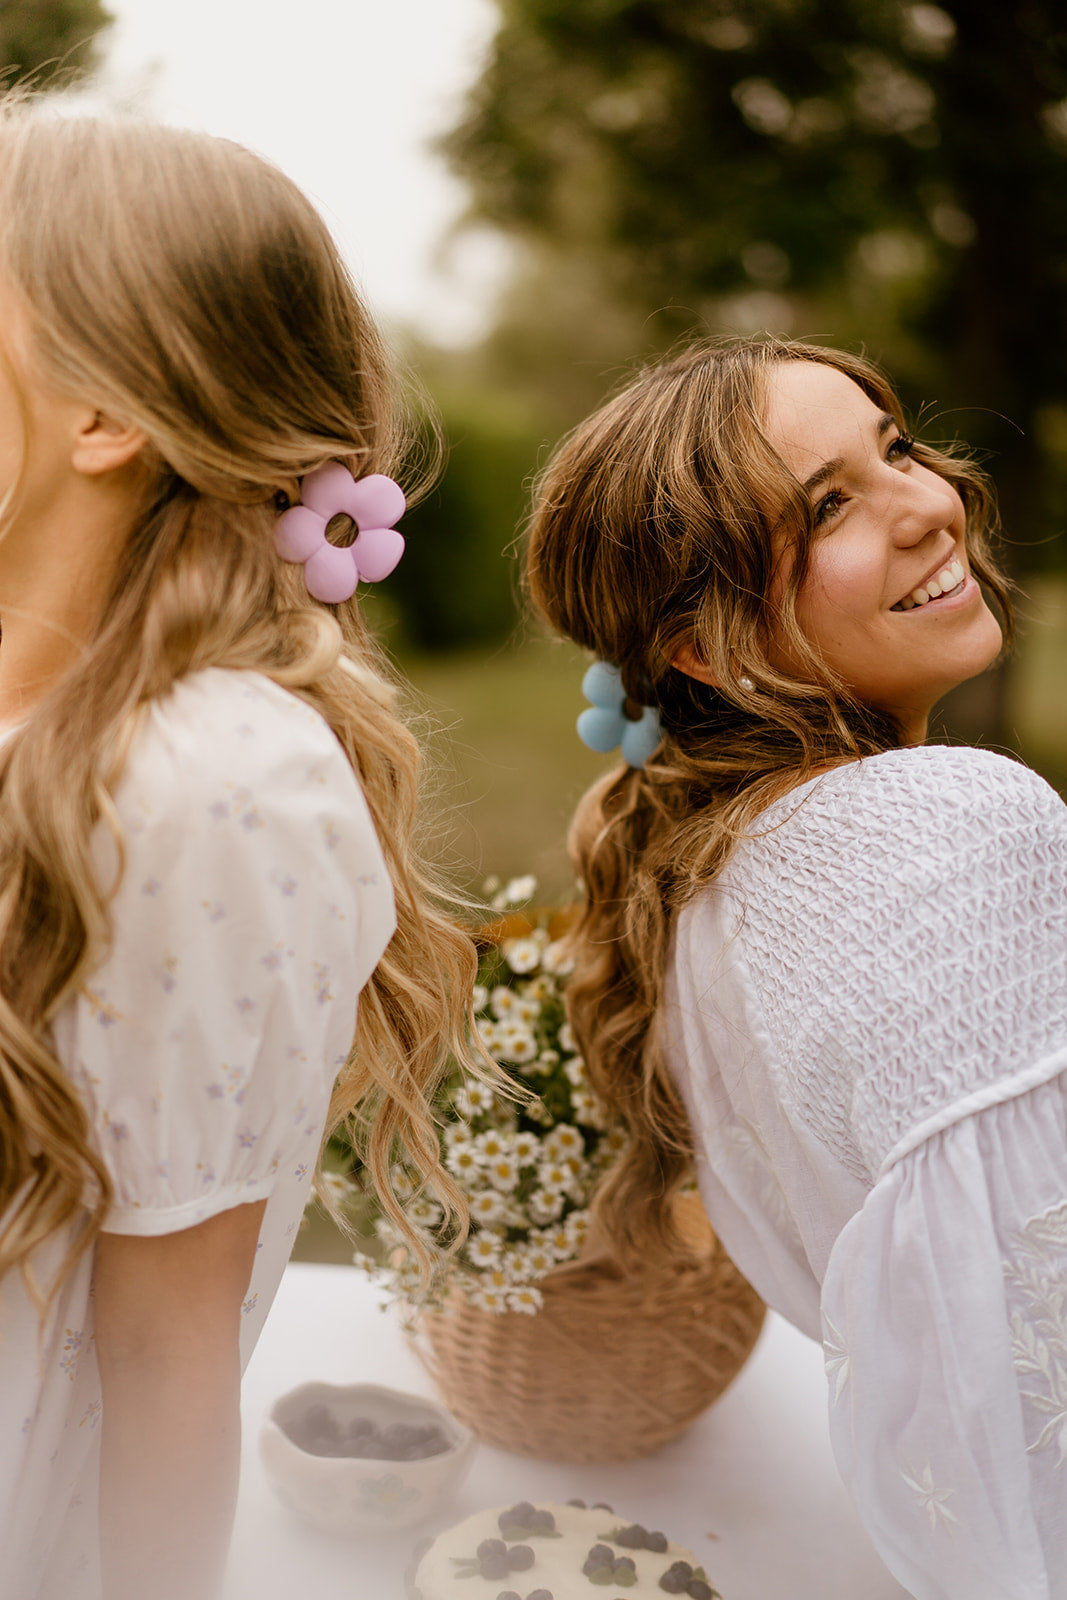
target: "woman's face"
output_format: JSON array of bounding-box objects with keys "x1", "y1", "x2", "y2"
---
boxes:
[{"x1": 763, "y1": 360, "x2": 1003, "y2": 741}]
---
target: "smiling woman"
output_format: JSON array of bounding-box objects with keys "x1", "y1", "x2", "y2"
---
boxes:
[
  {"x1": 525, "y1": 338, "x2": 1067, "y2": 1600},
  {"x1": 761, "y1": 359, "x2": 1004, "y2": 741}
]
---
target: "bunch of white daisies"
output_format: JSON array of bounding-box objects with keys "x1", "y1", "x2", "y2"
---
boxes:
[{"x1": 332, "y1": 877, "x2": 630, "y2": 1315}]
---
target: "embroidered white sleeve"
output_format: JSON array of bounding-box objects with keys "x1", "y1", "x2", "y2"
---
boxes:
[{"x1": 822, "y1": 1079, "x2": 1067, "y2": 1600}]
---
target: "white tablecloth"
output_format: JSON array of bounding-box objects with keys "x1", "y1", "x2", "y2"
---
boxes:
[{"x1": 225, "y1": 1262, "x2": 909, "y2": 1600}]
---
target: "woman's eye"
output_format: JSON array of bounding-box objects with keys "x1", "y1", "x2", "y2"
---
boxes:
[
  {"x1": 887, "y1": 432, "x2": 915, "y2": 462},
  {"x1": 813, "y1": 488, "x2": 846, "y2": 526}
]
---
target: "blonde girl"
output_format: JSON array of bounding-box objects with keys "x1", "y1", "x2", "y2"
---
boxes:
[
  {"x1": 0, "y1": 107, "x2": 481, "y2": 1600},
  {"x1": 527, "y1": 340, "x2": 1067, "y2": 1599}
]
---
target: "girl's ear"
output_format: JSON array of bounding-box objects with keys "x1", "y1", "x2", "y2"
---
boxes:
[
  {"x1": 671, "y1": 643, "x2": 720, "y2": 687},
  {"x1": 71, "y1": 408, "x2": 148, "y2": 476}
]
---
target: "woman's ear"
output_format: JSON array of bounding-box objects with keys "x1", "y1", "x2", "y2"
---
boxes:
[
  {"x1": 70, "y1": 409, "x2": 148, "y2": 476},
  {"x1": 671, "y1": 643, "x2": 719, "y2": 687}
]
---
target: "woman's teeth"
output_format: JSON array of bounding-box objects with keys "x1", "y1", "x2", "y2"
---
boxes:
[{"x1": 891, "y1": 557, "x2": 966, "y2": 611}]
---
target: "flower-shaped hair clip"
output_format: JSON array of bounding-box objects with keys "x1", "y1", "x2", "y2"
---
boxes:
[
  {"x1": 576, "y1": 660, "x2": 662, "y2": 768},
  {"x1": 274, "y1": 463, "x2": 406, "y2": 603}
]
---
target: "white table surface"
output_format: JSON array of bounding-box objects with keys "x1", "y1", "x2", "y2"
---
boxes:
[{"x1": 225, "y1": 1261, "x2": 909, "y2": 1600}]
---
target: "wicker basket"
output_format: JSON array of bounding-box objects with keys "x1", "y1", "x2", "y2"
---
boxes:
[{"x1": 412, "y1": 1198, "x2": 765, "y2": 1464}]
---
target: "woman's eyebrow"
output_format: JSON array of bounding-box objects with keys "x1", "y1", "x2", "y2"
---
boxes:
[{"x1": 801, "y1": 411, "x2": 898, "y2": 494}]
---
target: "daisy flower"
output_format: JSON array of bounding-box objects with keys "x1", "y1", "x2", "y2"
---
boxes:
[
  {"x1": 542, "y1": 939, "x2": 576, "y2": 976},
  {"x1": 572, "y1": 1089, "x2": 609, "y2": 1129},
  {"x1": 523, "y1": 1242, "x2": 556, "y2": 1278},
  {"x1": 497, "y1": 1025, "x2": 538, "y2": 1064},
  {"x1": 446, "y1": 1144, "x2": 482, "y2": 1184},
  {"x1": 502, "y1": 936, "x2": 541, "y2": 975},
  {"x1": 474, "y1": 1128, "x2": 510, "y2": 1163},
  {"x1": 454, "y1": 1082, "x2": 495, "y2": 1118},
  {"x1": 544, "y1": 1123, "x2": 584, "y2": 1162},
  {"x1": 601, "y1": 1125, "x2": 630, "y2": 1159},
  {"x1": 466, "y1": 1232, "x2": 504, "y2": 1268},
  {"x1": 566, "y1": 1209, "x2": 592, "y2": 1248},
  {"x1": 511, "y1": 1130, "x2": 541, "y2": 1165},
  {"x1": 319, "y1": 1170, "x2": 353, "y2": 1205},
  {"x1": 503, "y1": 874, "x2": 537, "y2": 905},
  {"x1": 528, "y1": 1188, "x2": 565, "y2": 1224},
  {"x1": 443, "y1": 1122, "x2": 474, "y2": 1152},
  {"x1": 542, "y1": 1223, "x2": 576, "y2": 1259},
  {"x1": 468, "y1": 1285, "x2": 509, "y2": 1313},
  {"x1": 468, "y1": 1189, "x2": 506, "y2": 1225},
  {"x1": 507, "y1": 1284, "x2": 544, "y2": 1315},
  {"x1": 558, "y1": 1020, "x2": 577, "y2": 1053},
  {"x1": 472, "y1": 983, "x2": 489, "y2": 1013},
  {"x1": 389, "y1": 1164, "x2": 416, "y2": 1199},
  {"x1": 486, "y1": 1154, "x2": 521, "y2": 1193},
  {"x1": 537, "y1": 1160, "x2": 572, "y2": 1196},
  {"x1": 501, "y1": 1244, "x2": 533, "y2": 1281},
  {"x1": 407, "y1": 1196, "x2": 443, "y2": 1229},
  {"x1": 491, "y1": 986, "x2": 520, "y2": 1020},
  {"x1": 563, "y1": 1056, "x2": 588, "y2": 1088}
]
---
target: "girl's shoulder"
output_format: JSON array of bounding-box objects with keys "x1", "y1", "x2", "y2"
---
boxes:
[
  {"x1": 706, "y1": 742, "x2": 1067, "y2": 949},
  {"x1": 753, "y1": 743, "x2": 1064, "y2": 862},
  {"x1": 103, "y1": 668, "x2": 386, "y2": 882},
  {"x1": 119, "y1": 668, "x2": 358, "y2": 811}
]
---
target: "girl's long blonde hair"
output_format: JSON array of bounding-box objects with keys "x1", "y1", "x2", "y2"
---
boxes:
[
  {"x1": 0, "y1": 106, "x2": 481, "y2": 1307},
  {"x1": 526, "y1": 338, "x2": 1013, "y2": 1266}
]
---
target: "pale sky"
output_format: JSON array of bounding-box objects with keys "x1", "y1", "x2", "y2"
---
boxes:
[{"x1": 76, "y1": 0, "x2": 508, "y2": 345}]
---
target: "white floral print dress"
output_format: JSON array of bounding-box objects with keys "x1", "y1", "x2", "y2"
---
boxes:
[
  {"x1": 0, "y1": 669, "x2": 396, "y2": 1600},
  {"x1": 666, "y1": 745, "x2": 1067, "y2": 1600}
]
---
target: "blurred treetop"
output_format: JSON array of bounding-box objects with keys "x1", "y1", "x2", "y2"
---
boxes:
[
  {"x1": 442, "y1": 0, "x2": 1067, "y2": 574},
  {"x1": 0, "y1": 0, "x2": 113, "y2": 90}
]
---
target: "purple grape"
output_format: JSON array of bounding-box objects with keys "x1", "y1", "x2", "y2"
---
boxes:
[
  {"x1": 479, "y1": 1551, "x2": 511, "y2": 1581},
  {"x1": 528, "y1": 1592, "x2": 554, "y2": 1600},
  {"x1": 531, "y1": 1508, "x2": 557, "y2": 1533},
  {"x1": 566, "y1": 1497, "x2": 587, "y2": 1508},
  {"x1": 646, "y1": 1531, "x2": 668, "y2": 1553},
  {"x1": 686, "y1": 1583, "x2": 714, "y2": 1600},
  {"x1": 477, "y1": 1538, "x2": 508, "y2": 1560},
  {"x1": 495, "y1": 1593, "x2": 522, "y2": 1600},
  {"x1": 616, "y1": 1525, "x2": 646, "y2": 1548},
  {"x1": 507, "y1": 1544, "x2": 535, "y2": 1572}
]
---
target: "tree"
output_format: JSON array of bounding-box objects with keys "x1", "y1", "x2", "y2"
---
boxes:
[
  {"x1": 441, "y1": 0, "x2": 1067, "y2": 734},
  {"x1": 0, "y1": 0, "x2": 113, "y2": 91},
  {"x1": 443, "y1": 1, "x2": 1067, "y2": 546}
]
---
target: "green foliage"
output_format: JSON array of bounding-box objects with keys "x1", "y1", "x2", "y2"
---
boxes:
[
  {"x1": 441, "y1": 0, "x2": 1067, "y2": 576},
  {"x1": 0, "y1": 0, "x2": 113, "y2": 88},
  {"x1": 387, "y1": 385, "x2": 542, "y2": 650}
]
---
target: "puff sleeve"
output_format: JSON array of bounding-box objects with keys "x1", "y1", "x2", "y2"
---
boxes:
[
  {"x1": 50, "y1": 670, "x2": 397, "y2": 1237},
  {"x1": 813, "y1": 754, "x2": 1067, "y2": 1599}
]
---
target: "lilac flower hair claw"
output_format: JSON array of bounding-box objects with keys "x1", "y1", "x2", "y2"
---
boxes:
[
  {"x1": 576, "y1": 660, "x2": 662, "y2": 768},
  {"x1": 274, "y1": 463, "x2": 406, "y2": 603}
]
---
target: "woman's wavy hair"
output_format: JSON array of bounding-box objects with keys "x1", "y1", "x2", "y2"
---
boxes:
[
  {"x1": 0, "y1": 104, "x2": 486, "y2": 1311},
  {"x1": 525, "y1": 337, "x2": 1013, "y2": 1266}
]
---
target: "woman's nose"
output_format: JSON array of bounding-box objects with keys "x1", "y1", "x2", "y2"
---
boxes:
[{"x1": 888, "y1": 464, "x2": 960, "y2": 546}]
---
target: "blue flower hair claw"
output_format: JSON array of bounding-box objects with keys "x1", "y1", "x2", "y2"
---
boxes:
[{"x1": 577, "y1": 660, "x2": 662, "y2": 768}]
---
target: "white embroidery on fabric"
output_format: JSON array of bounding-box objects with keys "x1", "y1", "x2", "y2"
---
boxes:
[
  {"x1": 901, "y1": 1463, "x2": 958, "y2": 1532},
  {"x1": 1004, "y1": 1198, "x2": 1067, "y2": 1463},
  {"x1": 823, "y1": 1316, "x2": 850, "y2": 1403}
]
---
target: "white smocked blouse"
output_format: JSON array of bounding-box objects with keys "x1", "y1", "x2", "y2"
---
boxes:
[
  {"x1": 0, "y1": 669, "x2": 396, "y2": 1600},
  {"x1": 666, "y1": 745, "x2": 1067, "y2": 1600}
]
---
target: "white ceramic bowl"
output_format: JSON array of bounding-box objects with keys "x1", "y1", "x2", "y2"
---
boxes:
[{"x1": 259, "y1": 1380, "x2": 475, "y2": 1535}]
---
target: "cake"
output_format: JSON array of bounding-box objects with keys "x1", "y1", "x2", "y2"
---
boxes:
[{"x1": 408, "y1": 1499, "x2": 721, "y2": 1599}]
